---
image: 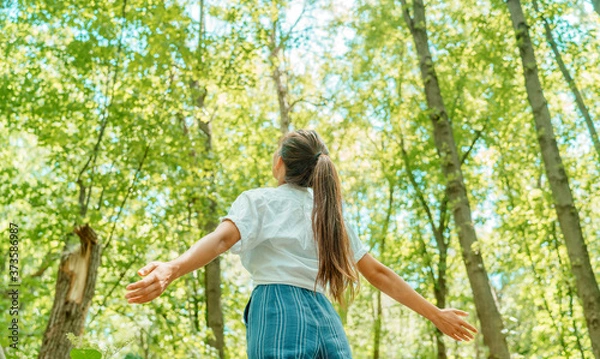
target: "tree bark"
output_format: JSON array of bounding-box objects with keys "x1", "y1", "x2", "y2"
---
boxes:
[
  {"x1": 269, "y1": 21, "x2": 291, "y2": 135},
  {"x1": 194, "y1": 90, "x2": 225, "y2": 357},
  {"x1": 433, "y1": 233, "x2": 448, "y2": 359},
  {"x1": 38, "y1": 225, "x2": 102, "y2": 359},
  {"x1": 506, "y1": 1, "x2": 600, "y2": 357},
  {"x1": 373, "y1": 290, "x2": 382, "y2": 359},
  {"x1": 592, "y1": 0, "x2": 600, "y2": 17},
  {"x1": 399, "y1": 1, "x2": 511, "y2": 357},
  {"x1": 192, "y1": 2, "x2": 225, "y2": 352},
  {"x1": 203, "y1": 200, "x2": 224, "y2": 359},
  {"x1": 532, "y1": 0, "x2": 600, "y2": 163}
]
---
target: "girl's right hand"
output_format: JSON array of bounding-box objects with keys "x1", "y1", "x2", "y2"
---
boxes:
[
  {"x1": 125, "y1": 261, "x2": 177, "y2": 304},
  {"x1": 431, "y1": 308, "x2": 478, "y2": 342}
]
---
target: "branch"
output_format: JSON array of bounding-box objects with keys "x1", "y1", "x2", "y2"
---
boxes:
[
  {"x1": 399, "y1": 0, "x2": 414, "y2": 31},
  {"x1": 279, "y1": 1, "x2": 308, "y2": 48},
  {"x1": 103, "y1": 144, "x2": 150, "y2": 251},
  {"x1": 415, "y1": 230, "x2": 437, "y2": 285},
  {"x1": 29, "y1": 252, "x2": 61, "y2": 278},
  {"x1": 75, "y1": 0, "x2": 129, "y2": 217},
  {"x1": 398, "y1": 130, "x2": 437, "y2": 231},
  {"x1": 88, "y1": 252, "x2": 142, "y2": 325},
  {"x1": 460, "y1": 122, "x2": 487, "y2": 165},
  {"x1": 437, "y1": 193, "x2": 449, "y2": 238},
  {"x1": 288, "y1": 96, "x2": 330, "y2": 110}
]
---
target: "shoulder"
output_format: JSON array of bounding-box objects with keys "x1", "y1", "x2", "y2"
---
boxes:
[
  {"x1": 239, "y1": 187, "x2": 274, "y2": 199},
  {"x1": 238, "y1": 185, "x2": 308, "y2": 209},
  {"x1": 236, "y1": 187, "x2": 277, "y2": 206}
]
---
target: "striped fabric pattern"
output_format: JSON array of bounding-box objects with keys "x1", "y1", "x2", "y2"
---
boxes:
[{"x1": 244, "y1": 284, "x2": 353, "y2": 358}]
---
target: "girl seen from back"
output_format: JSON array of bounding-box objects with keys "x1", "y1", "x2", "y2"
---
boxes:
[{"x1": 125, "y1": 129, "x2": 478, "y2": 358}]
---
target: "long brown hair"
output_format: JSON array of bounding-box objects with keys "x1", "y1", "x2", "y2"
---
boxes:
[{"x1": 279, "y1": 129, "x2": 360, "y2": 305}]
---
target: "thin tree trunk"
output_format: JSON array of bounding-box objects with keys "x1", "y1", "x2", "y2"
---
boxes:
[
  {"x1": 192, "y1": 92, "x2": 225, "y2": 358},
  {"x1": 498, "y1": 166, "x2": 571, "y2": 357},
  {"x1": 373, "y1": 290, "x2": 382, "y2": 359},
  {"x1": 399, "y1": 131, "x2": 450, "y2": 359},
  {"x1": 193, "y1": 1, "x2": 225, "y2": 353},
  {"x1": 38, "y1": 225, "x2": 102, "y2": 359},
  {"x1": 399, "y1": 1, "x2": 510, "y2": 357},
  {"x1": 550, "y1": 223, "x2": 588, "y2": 359},
  {"x1": 532, "y1": 0, "x2": 600, "y2": 163},
  {"x1": 204, "y1": 205, "x2": 224, "y2": 359},
  {"x1": 269, "y1": 21, "x2": 291, "y2": 135},
  {"x1": 433, "y1": 232, "x2": 448, "y2": 359},
  {"x1": 506, "y1": 1, "x2": 600, "y2": 357}
]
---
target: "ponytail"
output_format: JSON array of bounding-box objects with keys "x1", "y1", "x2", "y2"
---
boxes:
[
  {"x1": 312, "y1": 154, "x2": 360, "y2": 305},
  {"x1": 279, "y1": 129, "x2": 359, "y2": 305}
]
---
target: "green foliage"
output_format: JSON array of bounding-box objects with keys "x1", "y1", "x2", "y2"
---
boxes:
[
  {"x1": 0, "y1": 0, "x2": 598, "y2": 357},
  {"x1": 70, "y1": 349, "x2": 102, "y2": 359},
  {"x1": 67, "y1": 332, "x2": 134, "y2": 359}
]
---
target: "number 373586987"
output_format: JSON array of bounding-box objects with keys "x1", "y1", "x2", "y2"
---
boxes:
[{"x1": 9, "y1": 223, "x2": 19, "y2": 282}]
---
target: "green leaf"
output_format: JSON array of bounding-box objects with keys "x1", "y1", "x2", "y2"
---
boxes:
[{"x1": 70, "y1": 348, "x2": 102, "y2": 359}]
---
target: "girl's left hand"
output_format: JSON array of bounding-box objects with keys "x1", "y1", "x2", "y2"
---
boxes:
[{"x1": 431, "y1": 308, "x2": 478, "y2": 342}]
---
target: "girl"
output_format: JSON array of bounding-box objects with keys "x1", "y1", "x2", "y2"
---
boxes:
[{"x1": 125, "y1": 129, "x2": 477, "y2": 358}]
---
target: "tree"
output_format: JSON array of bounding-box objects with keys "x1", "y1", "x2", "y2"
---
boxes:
[
  {"x1": 398, "y1": 0, "x2": 511, "y2": 357},
  {"x1": 532, "y1": 0, "x2": 600, "y2": 164},
  {"x1": 505, "y1": 0, "x2": 600, "y2": 356}
]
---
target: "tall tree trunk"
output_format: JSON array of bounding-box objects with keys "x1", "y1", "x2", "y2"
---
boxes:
[
  {"x1": 373, "y1": 291, "x2": 382, "y2": 359},
  {"x1": 506, "y1": 1, "x2": 600, "y2": 357},
  {"x1": 532, "y1": 0, "x2": 600, "y2": 163},
  {"x1": 269, "y1": 21, "x2": 291, "y2": 135},
  {"x1": 433, "y1": 232, "x2": 448, "y2": 359},
  {"x1": 193, "y1": 87, "x2": 225, "y2": 357},
  {"x1": 203, "y1": 200, "x2": 224, "y2": 359},
  {"x1": 192, "y1": 2, "x2": 224, "y2": 354},
  {"x1": 399, "y1": 1, "x2": 511, "y2": 357},
  {"x1": 38, "y1": 225, "x2": 102, "y2": 359}
]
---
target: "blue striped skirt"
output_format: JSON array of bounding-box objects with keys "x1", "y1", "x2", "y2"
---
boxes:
[{"x1": 243, "y1": 284, "x2": 353, "y2": 358}]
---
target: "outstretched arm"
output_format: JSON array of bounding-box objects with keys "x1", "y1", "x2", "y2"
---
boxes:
[
  {"x1": 357, "y1": 253, "x2": 478, "y2": 342},
  {"x1": 125, "y1": 220, "x2": 241, "y2": 304}
]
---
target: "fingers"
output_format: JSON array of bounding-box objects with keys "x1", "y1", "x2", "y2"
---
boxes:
[
  {"x1": 458, "y1": 327, "x2": 475, "y2": 341},
  {"x1": 138, "y1": 261, "x2": 160, "y2": 276},
  {"x1": 449, "y1": 308, "x2": 479, "y2": 337},
  {"x1": 448, "y1": 329, "x2": 473, "y2": 342},
  {"x1": 440, "y1": 313, "x2": 477, "y2": 342},
  {"x1": 461, "y1": 320, "x2": 479, "y2": 333},
  {"x1": 453, "y1": 309, "x2": 469, "y2": 317},
  {"x1": 127, "y1": 287, "x2": 163, "y2": 304},
  {"x1": 449, "y1": 333, "x2": 463, "y2": 342},
  {"x1": 126, "y1": 276, "x2": 153, "y2": 291},
  {"x1": 125, "y1": 262, "x2": 172, "y2": 305},
  {"x1": 125, "y1": 278, "x2": 160, "y2": 300}
]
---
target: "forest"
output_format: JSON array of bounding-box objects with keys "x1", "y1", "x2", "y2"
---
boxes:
[{"x1": 0, "y1": 0, "x2": 599, "y2": 358}]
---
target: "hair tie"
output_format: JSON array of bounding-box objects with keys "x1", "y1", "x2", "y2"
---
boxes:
[{"x1": 314, "y1": 151, "x2": 322, "y2": 161}]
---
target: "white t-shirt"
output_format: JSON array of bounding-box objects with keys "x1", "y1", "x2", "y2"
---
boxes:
[{"x1": 220, "y1": 183, "x2": 369, "y2": 294}]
